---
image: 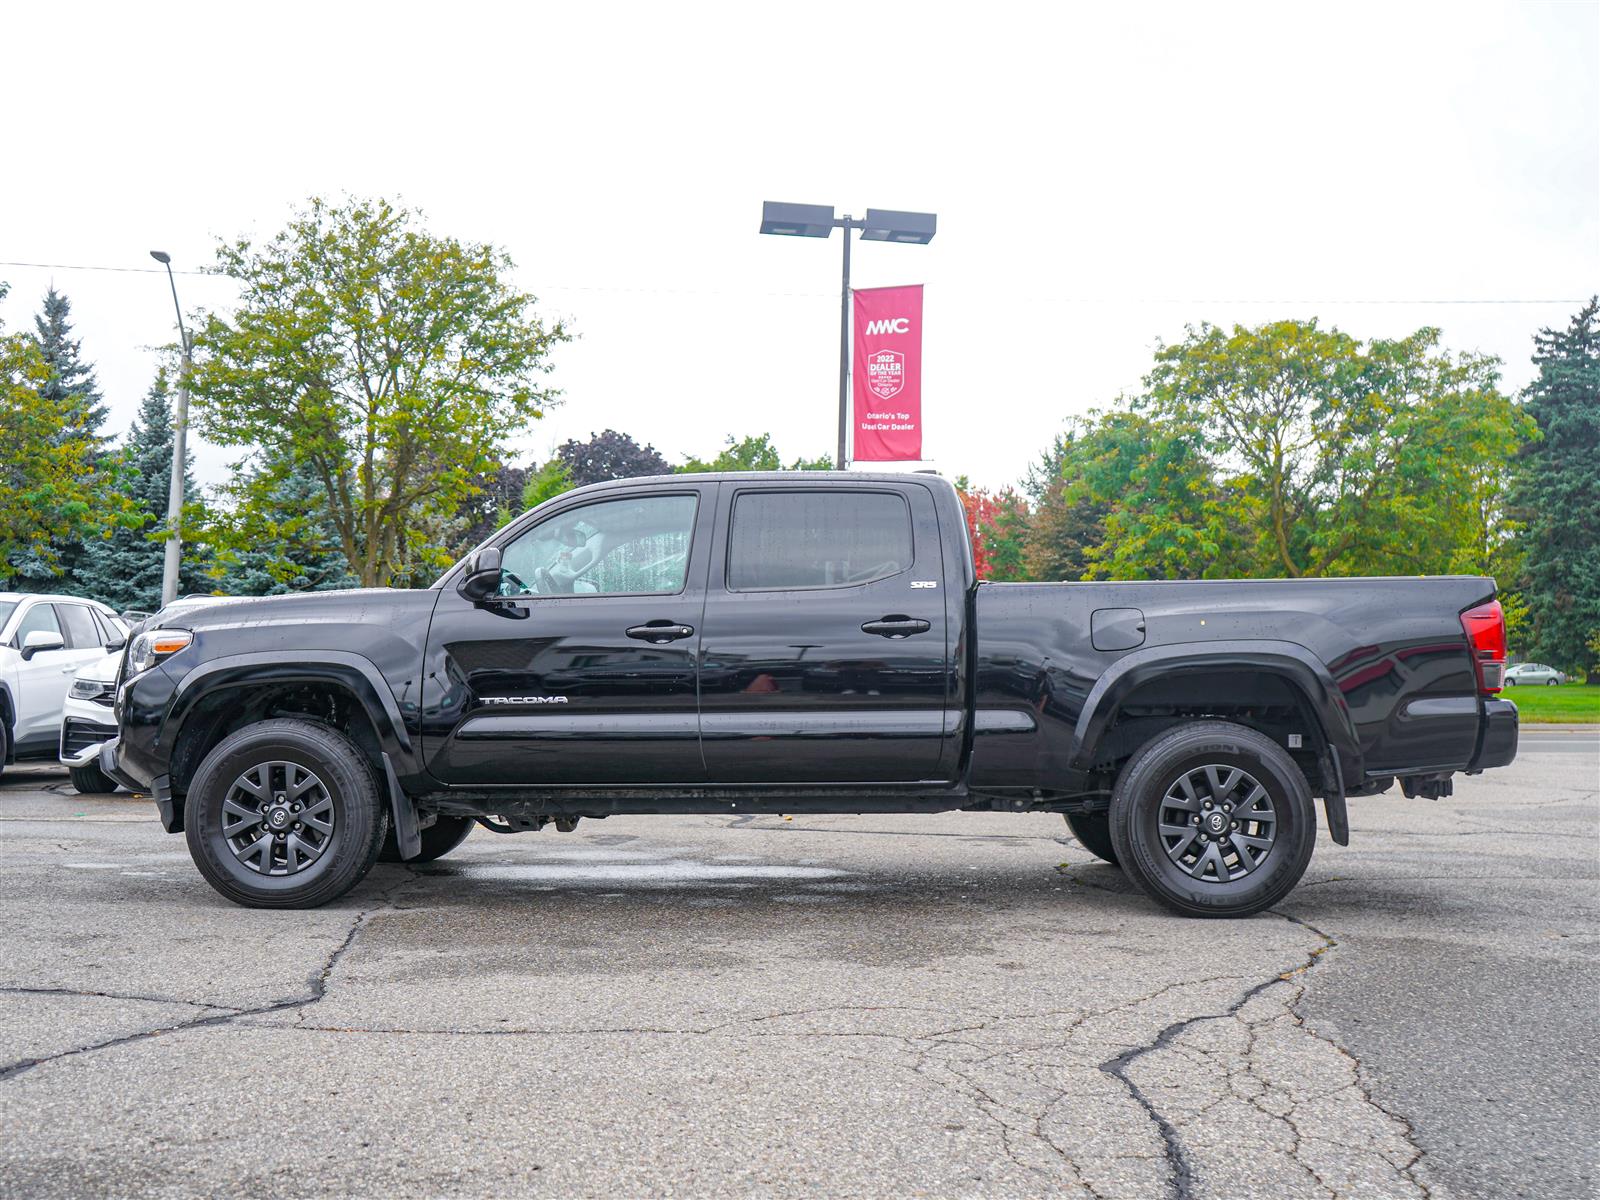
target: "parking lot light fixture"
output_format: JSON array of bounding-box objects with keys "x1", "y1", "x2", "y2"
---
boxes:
[
  {"x1": 860, "y1": 209, "x2": 937, "y2": 244},
  {"x1": 760, "y1": 200, "x2": 937, "y2": 468},
  {"x1": 149, "y1": 250, "x2": 193, "y2": 608}
]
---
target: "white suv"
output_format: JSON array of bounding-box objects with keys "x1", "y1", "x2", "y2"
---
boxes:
[{"x1": 0, "y1": 593, "x2": 129, "y2": 783}]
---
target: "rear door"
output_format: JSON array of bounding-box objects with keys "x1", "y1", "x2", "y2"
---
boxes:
[{"x1": 697, "y1": 481, "x2": 955, "y2": 784}]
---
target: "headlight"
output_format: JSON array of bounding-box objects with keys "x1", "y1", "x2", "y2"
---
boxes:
[
  {"x1": 70, "y1": 677, "x2": 116, "y2": 702},
  {"x1": 126, "y1": 629, "x2": 193, "y2": 676}
]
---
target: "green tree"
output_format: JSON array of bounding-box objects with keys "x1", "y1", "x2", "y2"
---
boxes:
[
  {"x1": 189, "y1": 196, "x2": 569, "y2": 588},
  {"x1": 1510, "y1": 298, "x2": 1600, "y2": 678},
  {"x1": 210, "y1": 457, "x2": 356, "y2": 596},
  {"x1": 1022, "y1": 432, "x2": 1109, "y2": 581},
  {"x1": 522, "y1": 457, "x2": 575, "y2": 510},
  {"x1": 7, "y1": 288, "x2": 111, "y2": 591},
  {"x1": 1143, "y1": 319, "x2": 1527, "y2": 578},
  {"x1": 77, "y1": 372, "x2": 207, "y2": 610},
  {"x1": 678, "y1": 433, "x2": 832, "y2": 473},
  {"x1": 35, "y1": 288, "x2": 108, "y2": 446},
  {"x1": 0, "y1": 283, "x2": 98, "y2": 584}
]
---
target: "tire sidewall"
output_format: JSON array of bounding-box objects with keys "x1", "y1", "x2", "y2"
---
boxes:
[
  {"x1": 185, "y1": 723, "x2": 383, "y2": 907},
  {"x1": 1110, "y1": 725, "x2": 1316, "y2": 917}
]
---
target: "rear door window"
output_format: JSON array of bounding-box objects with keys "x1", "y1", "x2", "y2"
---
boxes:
[
  {"x1": 727, "y1": 491, "x2": 912, "y2": 590},
  {"x1": 57, "y1": 604, "x2": 102, "y2": 649}
]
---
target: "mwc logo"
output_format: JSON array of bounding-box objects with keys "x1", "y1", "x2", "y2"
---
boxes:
[{"x1": 863, "y1": 317, "x2": 911, "y2": 336}]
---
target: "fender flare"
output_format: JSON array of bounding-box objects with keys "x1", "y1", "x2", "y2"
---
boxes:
[
  {"x1": 1071, "y1": 639, "x2": 1362, "y2": 841},
  {"x1": 163, "y1": 651, "x2": 420, "y2": 851}
]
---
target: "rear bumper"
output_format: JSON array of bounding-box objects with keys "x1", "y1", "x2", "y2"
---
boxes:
[{"x1": 1473, "y1": 698, "x2": 1519, "y2": 770}]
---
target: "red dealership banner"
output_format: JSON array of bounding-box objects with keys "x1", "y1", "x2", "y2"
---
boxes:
[{"x1": 852, "y1": 284, "x2": 923, "y2": 461}]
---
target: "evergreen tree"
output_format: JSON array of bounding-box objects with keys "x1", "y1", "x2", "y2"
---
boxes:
[
  {"x1": 1510, "y1": 297, "x2": 1600, "y2": 679},
  {"x1": 211, "y1": 458, "x2": 356, "y2": 596},
  {"x1": 77, "y1": 373, "x2": 203, "y2": 612},
  {"x1": 7, "y1": 288, "x2": 110, "y2": 592},
  {"x1": 35, "y1": 288, "x2": 109, "y2": 445}
]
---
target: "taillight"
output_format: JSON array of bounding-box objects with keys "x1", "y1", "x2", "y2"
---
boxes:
[{"x1": 1460, "y1": 600, "x2": 1507, "y2": 694}]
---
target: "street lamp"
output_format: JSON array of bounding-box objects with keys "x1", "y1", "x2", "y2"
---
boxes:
[
  {"x1": 760, "y1": 201, "x2": 936, "y2": 469},
  {"x1": 149, "y1": 250, "x2": 192, "y2": 608}
]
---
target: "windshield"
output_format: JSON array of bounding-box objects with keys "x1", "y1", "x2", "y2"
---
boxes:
[{"x1": 0, "y1": 601, "x2": 14, "y2": 635}]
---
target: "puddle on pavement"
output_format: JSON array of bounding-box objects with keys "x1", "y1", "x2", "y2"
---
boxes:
[{"x1": 451, "y1": 860, "x2": 848, "y2": 886}]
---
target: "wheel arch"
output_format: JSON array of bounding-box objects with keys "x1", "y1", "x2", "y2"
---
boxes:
[
  {"x1": 163, "y1": 653, "x2": 414, "y2": 836},
  {"x1": 1072, "y1": 640, "x2": 1362, "y2": 843}
]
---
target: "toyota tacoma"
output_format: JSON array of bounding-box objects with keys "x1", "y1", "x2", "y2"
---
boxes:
[{"x1": 101, "y1": 471, "x2": 1519, "y2": 916}]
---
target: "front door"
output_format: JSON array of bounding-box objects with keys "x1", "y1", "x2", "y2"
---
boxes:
[
  {"x1": 697, "y1": 481, "x2": 954, "y2": 784},
  {"x1": 423, "y1": 484, "x2": 715, "y2": 785}
]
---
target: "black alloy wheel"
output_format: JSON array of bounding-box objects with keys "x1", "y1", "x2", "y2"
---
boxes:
[
  {"x1": 184, "y1": 719, "x2": 387, "y2": 908},
  {"x1": 1108, "y1": 721, "x2": 1317, "y2": 918}
]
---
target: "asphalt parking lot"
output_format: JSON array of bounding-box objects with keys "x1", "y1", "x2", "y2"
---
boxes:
[{"x1": 1, "y1": 730, "x2": 1596, "y2": 1200}]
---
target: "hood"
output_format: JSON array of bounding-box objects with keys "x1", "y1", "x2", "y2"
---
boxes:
[{"x1": 164, "y1": 588, "x2": 439, "y2": 633}]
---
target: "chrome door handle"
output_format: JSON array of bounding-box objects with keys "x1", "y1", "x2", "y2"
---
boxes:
[
  {"x1": 626, "y1": 621, "x2": 695, "y2": 644},
  {"x1": 861, "y1": 615, "x2": 931, "y2": 639}
]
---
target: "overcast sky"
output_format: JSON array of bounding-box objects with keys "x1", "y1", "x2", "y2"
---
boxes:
[{"x1": 3, "y1": 1, "x2": 1596, "y2": 494}]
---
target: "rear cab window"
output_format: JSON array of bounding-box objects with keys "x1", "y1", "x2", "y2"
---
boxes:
[{"x1": 727, "y1": 490, "x2": 913, "y2": 591}]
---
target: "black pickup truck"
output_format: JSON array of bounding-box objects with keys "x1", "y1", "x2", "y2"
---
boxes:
[{"x1": 102, "y1": 471, "x2": 1518, "y2": 916}]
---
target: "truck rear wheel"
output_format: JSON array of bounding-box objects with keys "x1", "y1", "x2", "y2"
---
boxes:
[
  {"x1": 183, "y1": 719, "x2": 387, "y2": 909},
  {"x1": 378, "y1": 814, "x2": 475, "y2": 863},
  {"x1": 1108, "y1": 721, "x2": 1316, "y2": 918},
  {"x1": 1063, "y1": 811, "x2": 1118, "y2": 865}
]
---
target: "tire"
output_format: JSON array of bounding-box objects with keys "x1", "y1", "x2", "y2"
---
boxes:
[
  {"x1": 1546, "y1": 679, "x2": 1558, "y2": 687},
  {"x1": 1505, "y1": 678, "x2": 1517, "y2": 686},
  {"x1": 0, "y1": 721, "x2": 8, "y2": 784},
  {"x1": 1108, "y1": 720, "x2": 1317, "y2": 918},
  {"x1": 69, "y1": 762, "x2": 117, "y2": 794},
  {"x1": 379, "y1": 814, "x2": 475, "y2": 863},
  {"x1": 183, "y1": 719, "x2": 388, "y2": 909},
  {"x1": 1064, "y1": 810, "x2": 1119, "y2": 865}
]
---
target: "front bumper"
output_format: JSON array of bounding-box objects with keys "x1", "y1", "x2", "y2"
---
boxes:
[
  {"x1": 1473, "y1": 698, "x2": 1519, "y2": 770},
  {"x1": 98, "y1": 738, "x2": 180, "y2": 832},
  {"x1": 59, "y1": 712, "x2": 118, "y2": 767}
]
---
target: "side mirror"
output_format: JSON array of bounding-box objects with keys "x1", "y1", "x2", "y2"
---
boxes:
[
  {"x1": 20, "y1": 630, "x2": 66, "y2": 660},
  {"x1": 106, "y1": 637, "x2": 127, "y2": 652},
  {"x1": 457, "y1": 546, "x2": 505, "y2": 603}
]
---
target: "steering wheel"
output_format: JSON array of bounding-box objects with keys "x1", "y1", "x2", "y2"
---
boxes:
[
  {"x1": 534, "y1": 565, "x2": 569, "y2": 595},
  {"x1": 844, "y1": 560, "x2": 899, "y2": 584}
]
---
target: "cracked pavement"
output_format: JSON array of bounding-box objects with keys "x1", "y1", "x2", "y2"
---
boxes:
[{"x1": 0, "y1": 730, "x2": 1595, "y2": 1198}]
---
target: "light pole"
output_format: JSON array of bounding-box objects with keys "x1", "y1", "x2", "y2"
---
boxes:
[
  {"x1": 149, "y1": 250, "x2": 191, "y2": 608},
  {"x1": 760, "y1": 202, "x2": 936, "y2": 469}
]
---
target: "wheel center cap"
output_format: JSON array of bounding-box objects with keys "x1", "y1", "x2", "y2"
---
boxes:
[
  {"x1": 1206, "y1": 812, "x2": 1228, "y2": 833},
  {"x1": 267, "y1": 807, "x2": 289, "y2": 829}
]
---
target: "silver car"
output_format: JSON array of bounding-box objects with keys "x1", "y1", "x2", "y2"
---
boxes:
[{"x1": 1504, "y1": 662, "x2": 1567, "y2": 687}]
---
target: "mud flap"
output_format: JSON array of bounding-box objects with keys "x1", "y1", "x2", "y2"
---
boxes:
[
  {"x1": 381, "y1": 751, "x2": 421, "y2": 860},
  {"x1": 1322, "y1": 749, "x2": 1350, "y2": 846}
]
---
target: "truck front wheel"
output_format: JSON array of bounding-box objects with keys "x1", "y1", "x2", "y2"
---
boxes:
[
  {"x1": 183, "y1": 719, "x2": 388, "y2": 909},
  {"x1": 1108, "y1": 721, "x2": 1317, "y2": 918}
]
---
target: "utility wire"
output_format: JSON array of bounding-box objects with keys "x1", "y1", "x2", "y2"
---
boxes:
[{"x1": 0, "y1": 260, "x2": 1585, "y2": 305}]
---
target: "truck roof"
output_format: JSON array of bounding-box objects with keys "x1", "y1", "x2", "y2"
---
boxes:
[{"x1": 569, "y1": 470, "x2": 955, "y2": 492}]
